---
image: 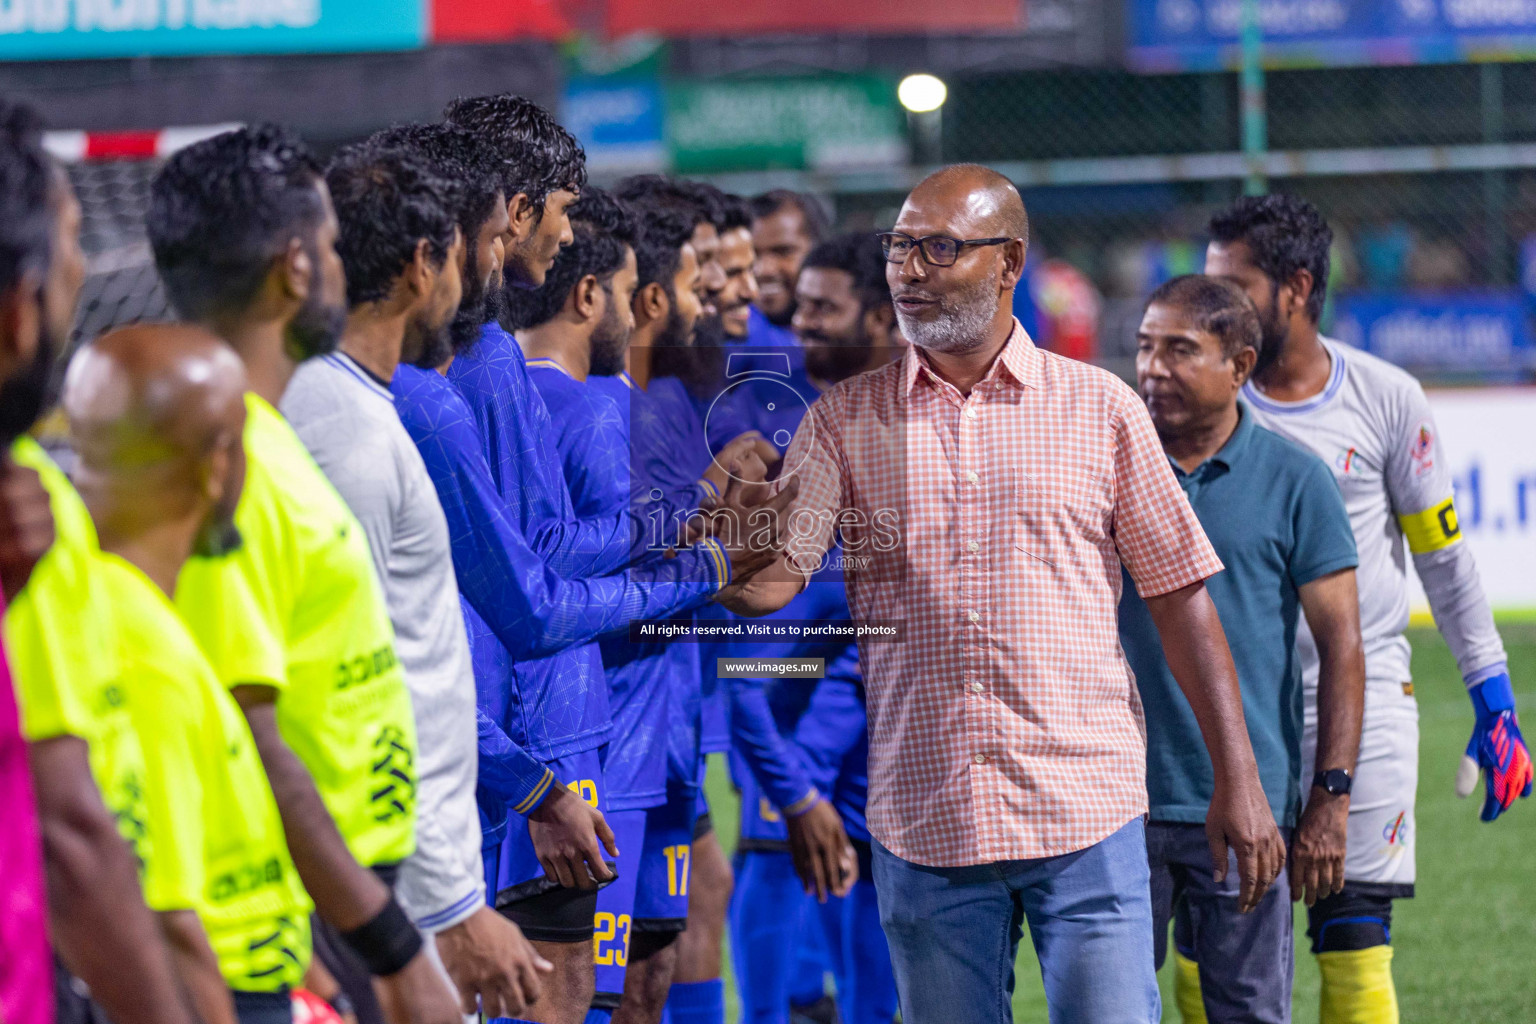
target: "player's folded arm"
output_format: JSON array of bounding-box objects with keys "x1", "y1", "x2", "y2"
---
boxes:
[
  {"x1": 791, "y1": 676, "x2": 867, "y2": 796},
  {"x1": 414, "y1": 405, "x2": 721, "y2": 658},
  {"x1": 728, "y1": 675, "x2": 818, "y2": 811},
  {"x1": 474, "y1": 707, "x2": 555, "y2": 815},
  {"x1": 525, "y1": 504, "x2": 651, "y2": 579}
]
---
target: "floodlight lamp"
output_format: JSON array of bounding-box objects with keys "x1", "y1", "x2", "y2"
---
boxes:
[{"x1": 898, "y1": 74, "x2": 947, "y2": 114}]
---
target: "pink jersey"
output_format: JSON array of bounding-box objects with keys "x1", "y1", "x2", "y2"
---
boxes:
[{"x1": 0, "y1": 593, "x2": 52, "y2": 1024}]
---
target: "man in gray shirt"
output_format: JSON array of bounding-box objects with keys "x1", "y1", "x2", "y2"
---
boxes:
[{"x1": 283, "y1": 143, "x2": 551, "y2": 1019}]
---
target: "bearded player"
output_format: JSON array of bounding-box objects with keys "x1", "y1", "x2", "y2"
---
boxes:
[{"x1": 1206, "y1": 194, "x2": 1533, "y2": 1024}]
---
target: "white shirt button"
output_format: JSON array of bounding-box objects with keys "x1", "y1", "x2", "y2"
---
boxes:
[
  {"x1": 970, "y1": 681, "x2": 986, "y2": 694},
  {"x1": 973, "y1": 753, "x2": 987, "y2": 765},
  {"x1": 965, "y1": 406, "x2": 978, "y2": 419},
  {"x1": 967, "y1": 610, "x2": 981, "y2": 623},
  {"x1": 967, "y1": 541, "x2": 980, "y2": 553},
  {"x1": 965, "y1": 471, "x2": 979, "y2": 484}
]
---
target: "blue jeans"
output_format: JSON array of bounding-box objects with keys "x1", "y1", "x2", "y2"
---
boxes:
[
  {"x1": 1147, "y1": 821, "x2": 1293, "y2": 1024},
  {"x1": 871, "y1": 817, "x2": 1159, "y2": 1024}
]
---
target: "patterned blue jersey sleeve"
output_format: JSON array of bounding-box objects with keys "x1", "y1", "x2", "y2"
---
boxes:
[
  {"x1": 793, "y1": 666, "x2": 870, "y2": 841},
  {"x1": 583, "y1": 372, "x2": 720, "y2": 548},
  {"x1": 791, "y1": 661, "x2": 867, "y2": 797},
  {"x1": 475, "y1": 702, "x2": 555, "y2": 815},
  {"x1": 449, "y1": 328, "x2": 657, "y2": 578},
  {"x1": 525, "y1": 507, "x2": 644, "y2": 578},
  {"x1": 391, "y1": 365, "x2": 728, "y2": 660}
]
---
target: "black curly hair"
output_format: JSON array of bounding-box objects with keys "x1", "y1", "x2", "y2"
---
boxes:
[
  {"x1": 325, "y1": 144, "x2": 462, "y2": 307},
  {"x1": 714, "y1": 190, "x2": 752, "y2": 233},
  {"x1": 148, "y1": 123, "x2": 327, "y2": 321},
  {"x1": 0, "y1": 98, "x2": 59, "y2": 448},
  {"x1": 804, "y1": 233, "x2": 890, "y2": 314},
  {"x1": 613, "y1": 175, "x2": 716, "y2": 232},
  {"x1": 443, "y1": 93, "x2": 586, "y2": 217},
  {"x1": 1207, "y1": 194, "x2": 1333, "y2": 323},
  {"x1": 501, "y1": 187, "x2": 637, "y2": 331},
  {"x1": 367, "y1": 122, "x2": 502, "y2": 241},
  {"x1": 630, "y1": 205, "x2": 698, "y2": 296}
]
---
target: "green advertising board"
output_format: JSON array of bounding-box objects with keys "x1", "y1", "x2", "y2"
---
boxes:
[{"x1": 666, "y1": 76, "x2": 907, "y2": 174}]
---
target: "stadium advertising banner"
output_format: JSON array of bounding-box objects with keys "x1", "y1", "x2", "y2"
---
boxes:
[
  {"x1": 1411, "y1": 388, "x2": 1536, "y2": 616},
  {"x1": 431, "y1": 0, "x2": 568, "y2": 42},
  {"x1": 666, "y1": 77, "x2": 906, "y2": 174},
  {"x1": 1129, "y1": 0, "x2": 1536, "y2": 72},
  {"x1": 563, "y1": 77, "x2": 668, "y2": 174},
  {"x1": 0, "y1": 0, "x2": 424, "y2": 60},
  {"x1": 1332, "y1": 291, "x2": 1535, "y2": 373}
]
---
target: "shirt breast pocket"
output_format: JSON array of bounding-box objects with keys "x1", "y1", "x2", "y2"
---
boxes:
[{"x1": 1015, "y1": 475, "x2": 1062, "y2": 570}]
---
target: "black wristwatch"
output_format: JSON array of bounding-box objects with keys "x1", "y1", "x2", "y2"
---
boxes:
[{"x1": 1312, "y1": 769, "x2": 1353, "y2": 796}]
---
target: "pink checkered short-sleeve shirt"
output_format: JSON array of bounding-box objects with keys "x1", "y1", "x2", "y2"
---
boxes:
[{"x1": 780, "y1": 322, "x2": 1222, "y2": 867}]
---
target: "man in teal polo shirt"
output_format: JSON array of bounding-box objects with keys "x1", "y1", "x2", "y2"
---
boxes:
[{"x1": 1120, "y1": 274, "x2": 1366, "y2": 1024}]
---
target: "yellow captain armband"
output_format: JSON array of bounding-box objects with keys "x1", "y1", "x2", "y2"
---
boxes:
[{"x1": 1399, "y1": 496, "x2": 1462, "y2": 554}]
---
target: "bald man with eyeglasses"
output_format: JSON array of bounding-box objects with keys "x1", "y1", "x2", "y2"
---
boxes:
[{"x1": 718, "y1": 163, "x2": 1283, "y2": 1024}]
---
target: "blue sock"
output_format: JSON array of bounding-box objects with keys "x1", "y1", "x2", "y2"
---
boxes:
[
  {"x1": 730, "y1": 851, "x2": 803, "y2": 1023},
  {"x1": 789, "y1": 895, "x2": 831, "y2": 1008},
  {"x1": 666, "y1": 979, "x2": 725, "y2": 1024},
  {"x1": 583, "y1": 1011, "x2": 614, "y2": 1024}
]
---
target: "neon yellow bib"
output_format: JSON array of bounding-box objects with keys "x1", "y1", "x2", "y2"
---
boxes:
[
  {"x1": 177, "y1": 394, "x2": 416, "y2": 867},
  {"x1": 3, "y1": 440, "x2": 148, "y2": 868},
  {"x1": 97, "y1": 551, "x2": 312, "y2": 991}
]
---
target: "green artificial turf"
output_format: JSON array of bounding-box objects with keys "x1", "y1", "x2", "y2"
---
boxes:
[{"x1": 705, "y1": 626, "x2": 1536, "y2": 1022}]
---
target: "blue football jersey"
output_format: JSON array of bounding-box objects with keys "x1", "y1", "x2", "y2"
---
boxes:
[
  {"x1": 626, "y1": 374, "x2": 721, "y2": 794},
  {"x1": 727, "y1": 566, "x2": 863, "y2": 804},
  {"x1": 449, "y1": 323, "x2": 648, "y2": 575},
  {"x1": 710, "y1": 342, "x2": 872, "y2": 834},
  {"x1": 390, "y1": 362, "x2": 725, "y2": 767},
  {"x1": 526, "y1": 360, "x2": 631, "y2": 522},
  {"x1": 796, "y1": 662, "x2": 869, "y2": 843},
  {"x1": 533, "y1": 365, "x2": 695, "y2": 812},
  {"x1": 702, "y1": 333, "x2": 814, "y2": 456},
  {"x1": 745, "y1": 305, "x2": 799, "y2": 349}
]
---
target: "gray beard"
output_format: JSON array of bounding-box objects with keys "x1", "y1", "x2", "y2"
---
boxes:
[{"x1": 895, "y1": 273, "x2": 1001, "y2": 355}]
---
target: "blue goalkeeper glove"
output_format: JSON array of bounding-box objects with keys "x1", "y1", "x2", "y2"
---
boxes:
[{"x1": 1456, "y1": 671, "x2": 1534, "y2": 822}]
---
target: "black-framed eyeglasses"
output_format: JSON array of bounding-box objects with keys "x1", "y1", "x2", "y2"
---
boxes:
[{"x1": 877, "y1": 231, "x2": 1013, "y2": 267}]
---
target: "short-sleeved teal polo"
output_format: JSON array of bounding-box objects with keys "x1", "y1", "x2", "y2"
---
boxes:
[{"x1": 1119, "y1": 403, "x2": 1358, "y2": 827}]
